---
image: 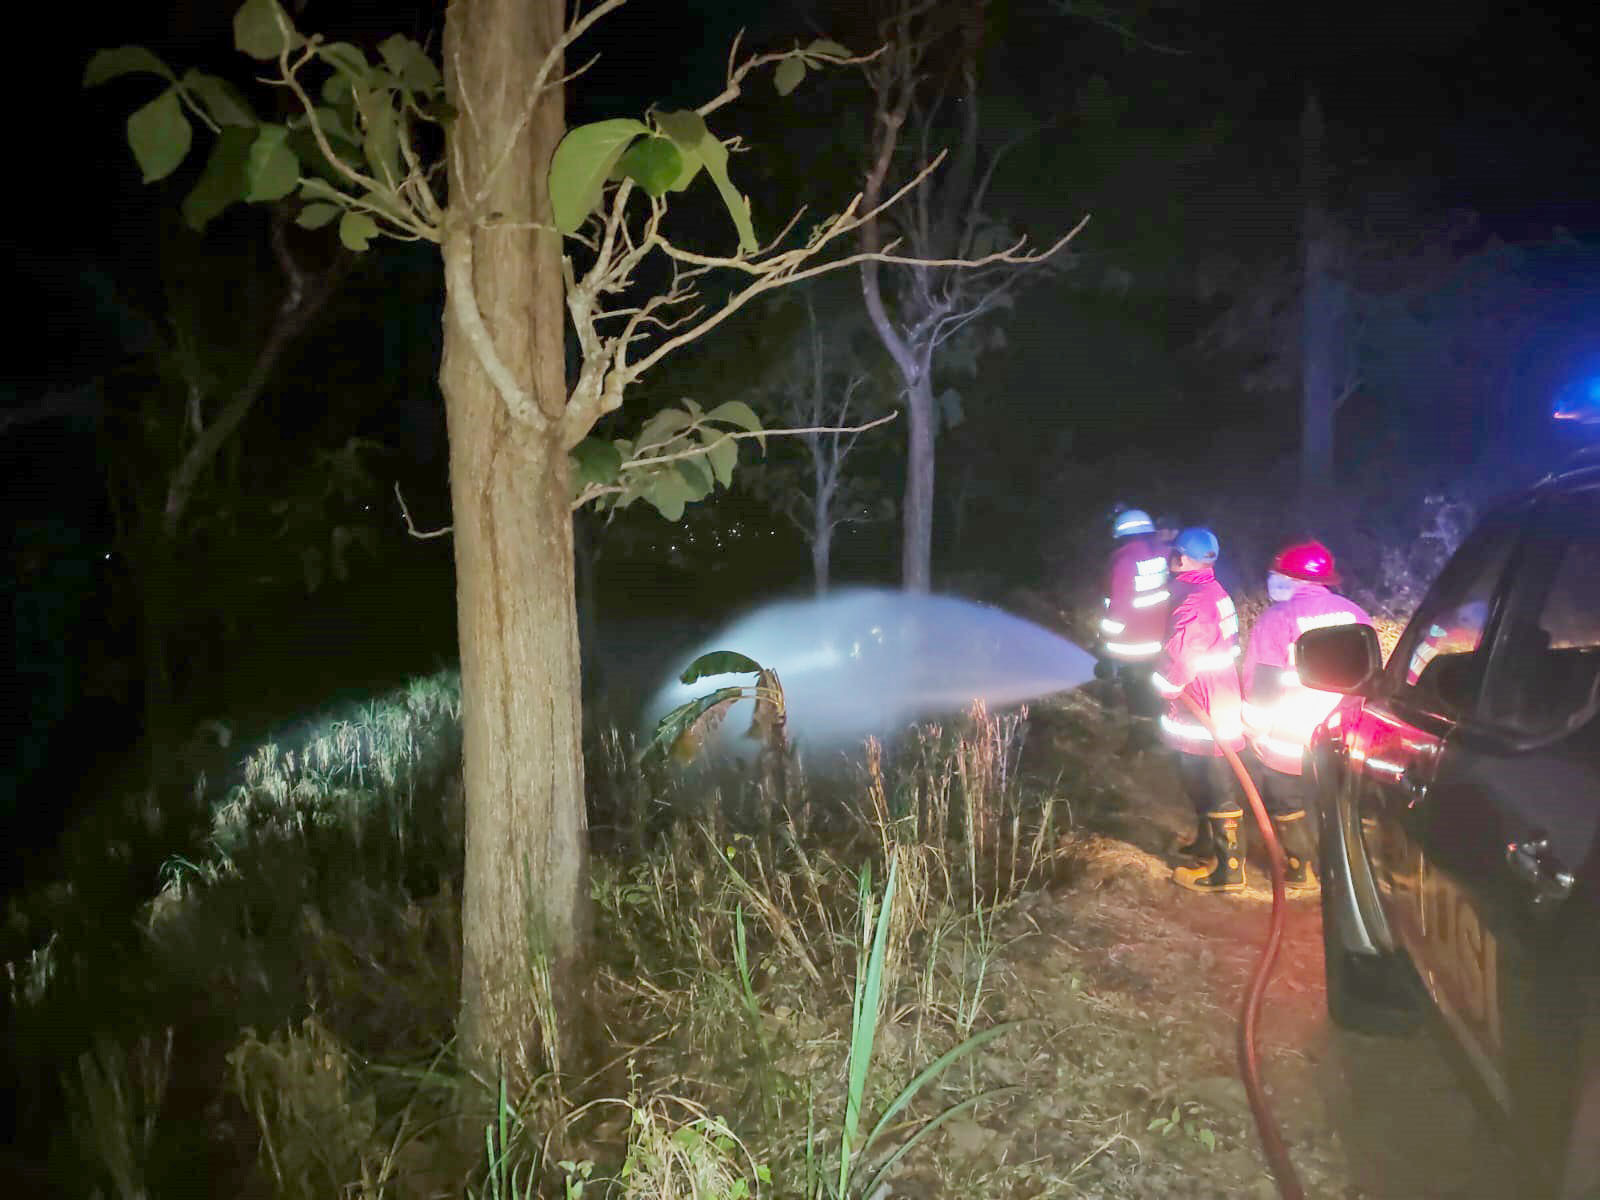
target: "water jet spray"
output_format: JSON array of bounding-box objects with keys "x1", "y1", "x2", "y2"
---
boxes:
[{"x1": 641, "y1": 587, "x2": 1097, "y2": 758}]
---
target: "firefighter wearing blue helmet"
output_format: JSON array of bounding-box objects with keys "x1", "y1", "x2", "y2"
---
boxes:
[{"x1": 1151, "y1": 527, "x2": 1250, "y2": 893}]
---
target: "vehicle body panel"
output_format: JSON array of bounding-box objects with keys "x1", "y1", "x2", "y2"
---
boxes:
[{"x1": 1308, "y1": 464, "x2": 1600, "y2": 1154}]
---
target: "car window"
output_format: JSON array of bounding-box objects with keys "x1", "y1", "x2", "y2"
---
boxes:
[
  {"x1": 1478, "y1": 489, "x2": 1600, "y2": 737},
  {"x1": 1389, "y1": 515, "x2": 1521, "y2": 715}
]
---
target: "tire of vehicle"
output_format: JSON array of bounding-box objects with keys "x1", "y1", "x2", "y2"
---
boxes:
[
  {"x1": 1553, "y1": 1050, "x2": 1600, "y2": 1200},
  {"x1": 1525, "y1": 935, "x2": 1600, "y2": 1200},
  {"x1": 1320, "y1": 852, "x2": 1422, "y2": 1036}
]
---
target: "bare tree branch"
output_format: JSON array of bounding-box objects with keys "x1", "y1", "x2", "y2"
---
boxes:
[
  {"x1": 697, "y1": 41, "x2": 884, "y2": 118},
  {"x1": 163, "y1": 210, "x2": 350, "y2": 540},
  {"x1": 620, "y1": 412, "x2": 897, "y2": 470},
  {"x1": 272, "y1": 26, "x2": 438, "y2": 243},
  {"x1": 444, "y1": 225, "x2": 546, "y2": 430},
  {"x1": 1050, "y1": 0, "x2": 1189, "y2": 55},
  {"x1": 394, "y1": 481, "x2": 453, "y2": 539},
  {"x1": 0, "y1": 383, "x2": 102, "y2": 435},
  {"x1": 570, "y1": 413, "x2": 898, "y2": 511}
]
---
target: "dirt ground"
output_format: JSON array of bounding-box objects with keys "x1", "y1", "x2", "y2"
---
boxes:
[{"x1": 940, "y1": 694, "x2": 1524, "y2": 1199}]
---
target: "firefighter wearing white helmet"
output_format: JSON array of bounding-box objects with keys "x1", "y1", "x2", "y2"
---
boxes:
[{"x1": 1096, "y1": 507, "x2": 1172, "y2": 747}]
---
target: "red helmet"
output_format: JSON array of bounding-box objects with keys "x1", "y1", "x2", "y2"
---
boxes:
[{"x1": 1271, "y1": 540, "x2": 1340, "y2": 585}]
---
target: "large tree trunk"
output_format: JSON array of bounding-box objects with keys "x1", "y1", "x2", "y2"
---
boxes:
[
  {"x1": 811, "y1": 517, "x2": 832, "y2": 595},
  {"x1": 1299, "y1": 88, "x2": 1336, "y2": 501},
  {"x1": 443, "y1": 0, "x2": 588, "y2": 1084},
  {"x1": 1300, "y1": 269, "x2": 1340, "y2": 498},
  {"x1": 574, "y1": 512, "x2": 604, "y2": 702},
  {"x1": 135, "y1": 535, "x2": 181, "y2": 776},
  {"x1": 901, "y1": 373, "x2": 936, "y2": 593}
]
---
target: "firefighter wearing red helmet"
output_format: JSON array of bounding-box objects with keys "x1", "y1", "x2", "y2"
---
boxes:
[{"x1": 1239, "y1": 540, "x2": 1373, "y2": 892}]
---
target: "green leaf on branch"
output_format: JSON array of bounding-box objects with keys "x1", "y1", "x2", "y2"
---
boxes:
[
  {"x1": 656, "y1": 144, "x2": 705, "y2": 195},
  {"x1": 677, "y1": 457, "x2": 713, "y2": 501},
  {"x1": 234, "y1": 0, "x2": 302, "y2": 60},
  {"x1": 654, "y1": 109, "x2": 756, "y2": 252},
  {"x1": 706, "y1": 400, "x2": 765, "y2": 450},
  {"x1": 806, "y1": 38, "x2": 851, "y2": 60},
  {"x1": 244, "y1": 125, "x2": 299, "y2": 201},
  {"x1": 182, "y1": 70, "x2": 256, "y2": 126},
  {"x1": 635, "y1": 407, "x2": 693, "y2": 452},
  {"x1": 299, "y1": 176, "x2": 345, "y2": 203},
  {"x1": 317, "y1": 42, "x2": 372, "y2": 83},
  {"x1": 127, "y1": 88, "x2": 192, "y2": 182},
  {"x1": 360, "y1": 92, "x2": 402, "y2": 185},
  {"x1": 182, "y1": 125, "x2": 254, "y2": 230},
  {"x1": 287, "y1": 128, "x2": 368, "y2": 193},
  {"x1": 377, "y1": 35, "x2": 441, "y2": 94},
  {"x1": 680, "y1": 651, "x2": 763, "y2": 682},
  {"x1": 301, "y1": 105, "x2": 358, "y2": 147},
  {"x1": 356, "y1": 191, "x2": 408, "y2": 225},
  {"x1": 642, "y1": 469, "x2": 694, "y2": 521},
  {"x1": 321, "y1": 75, "x2": 356, "y2": 112},
  {"x1": 548, "y1": 118, "x2": 648, "y2": 234},
  {"x1": 774, "y1": 56, "x2": 806, "y2": 96},
  {"x1": 83, "y1": 46, "x2": 175, "y2": 88},
  {"x1": 699, "y1": 137, "x2": 756, "y2": 253},
  {"x1": 616, "y1": 136, "x2": 684, "y2": 198},
  {"x1": 653, "y1": 110, "x2": 709, "y2": 192},
  {"x1": 339, "y1": 210, "x2": 380, "y2": 251},
  {"x1": 295, "y1": 202, "x2": 342, "y2": 230},
  {"x1": 570, "y1": 437, "x2": 623, "y2": 489},
  {"x1": 702, "y1": 430, "x2": 738, "y2": 486}
]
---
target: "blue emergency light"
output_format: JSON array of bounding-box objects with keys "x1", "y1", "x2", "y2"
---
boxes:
[{"x1": 1553, "y1": 378, "x2": 1600, "y2": 425}]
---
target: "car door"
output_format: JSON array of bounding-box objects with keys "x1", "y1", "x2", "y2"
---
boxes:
[
  {"x1": 1411, "y1": 485, "x2": 1600, "y2": 1121},
  {"x1": 1346, "y1": 513, "x2": 1524, "y2": 979}
]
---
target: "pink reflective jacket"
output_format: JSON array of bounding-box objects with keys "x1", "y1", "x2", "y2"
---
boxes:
[
  {"x1": 1241, "y1": 582, "x2": 1373, "y2": 775},
  {"x1": 1099, "y1": 534, "x2": 1172, "y2": 661},
  {"x1": 1151, "y1": 568, "x2": 1244, "y2": 757}
]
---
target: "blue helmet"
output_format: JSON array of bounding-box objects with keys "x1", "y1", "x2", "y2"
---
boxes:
[
  {"x1": 1112, "y1": 508, "x2": 1155, "y2": 538},
  {"x1": 1172, "y1": 526, "x2": 1220, "y2": 564}
]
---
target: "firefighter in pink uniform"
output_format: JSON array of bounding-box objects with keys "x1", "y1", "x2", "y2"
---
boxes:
[
  {"x1": 1151, "y1": 528, "x2": 1249, "y2": 893},
  {"x1": 1096, "y1": 508, "x2": 1173, "y2": 747},
  {"x1": 1240, "y1": 541, "x2": 1373, "y2": 892}
]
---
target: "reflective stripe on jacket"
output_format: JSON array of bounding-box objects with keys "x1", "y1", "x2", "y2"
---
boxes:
[
  {"x1": 1150, "y1": 568, "x2": 1244, "y2": 757},
  {"x1": 1241, "y1": 582, "x2": 1372, "y2": 775},
  {"x1": 1099, "y1": 534, "x2": 1171, "y2": 661}
]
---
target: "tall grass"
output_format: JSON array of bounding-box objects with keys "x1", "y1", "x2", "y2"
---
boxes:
[{"x1": 10, "y1": 669, "x2": 1069, "y2": 1198}]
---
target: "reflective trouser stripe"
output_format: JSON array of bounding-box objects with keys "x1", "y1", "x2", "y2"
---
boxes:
[
  {"x1": 1161, "y1": 714, "x2": 1244, "y2": 743},
  {"x1": 1105, "y1": 640, "x2": 1161, "y2": 659}
]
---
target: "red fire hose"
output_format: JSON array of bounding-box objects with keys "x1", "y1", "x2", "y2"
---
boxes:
[{"x1": 1178, "y1": 692, "x2": 1305, "y2": 1200}]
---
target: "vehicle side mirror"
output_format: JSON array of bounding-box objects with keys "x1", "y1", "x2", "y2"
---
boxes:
[{"x1": 1295, "y1": 624, "x2": 1382, "y2": 694}]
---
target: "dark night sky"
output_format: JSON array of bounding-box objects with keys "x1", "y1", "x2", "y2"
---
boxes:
[{"x1": 9, "y1": 0, "x2": 1598, "y2": 392}]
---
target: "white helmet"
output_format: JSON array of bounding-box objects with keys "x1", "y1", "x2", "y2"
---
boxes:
[{"x1": 1112, "y1": 508, "x2": 1155, "y2": 538}]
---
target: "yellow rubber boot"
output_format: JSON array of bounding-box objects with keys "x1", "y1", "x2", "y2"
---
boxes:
[
  {"x1": 1172, "y1": 810, "x2": 1246, "y2": 893},
  {"x1": 1272, "y1": 809, "x2": 1318, "y2": 894}
]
